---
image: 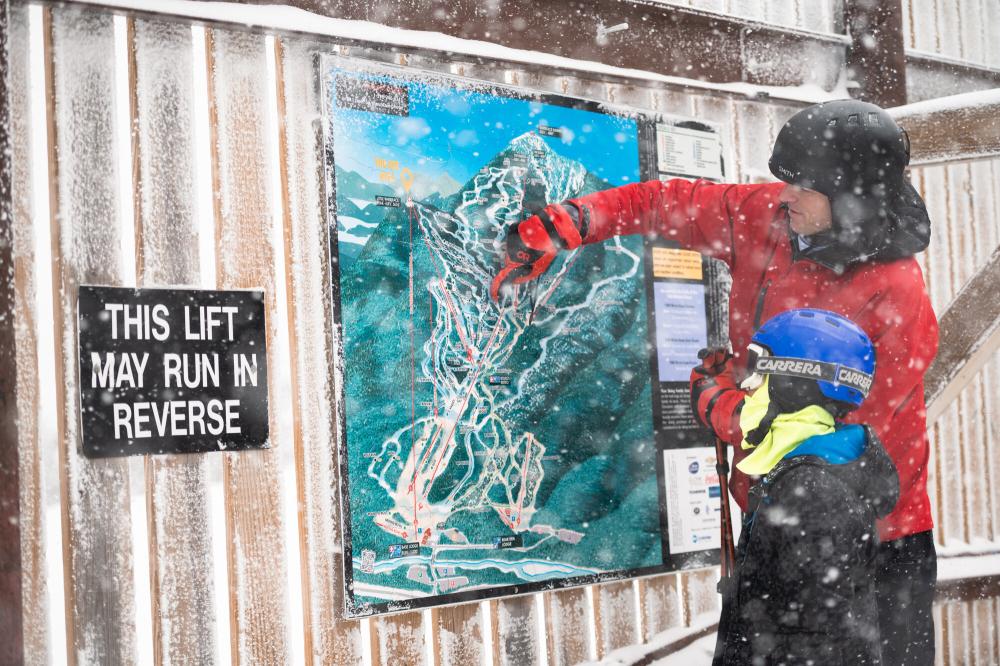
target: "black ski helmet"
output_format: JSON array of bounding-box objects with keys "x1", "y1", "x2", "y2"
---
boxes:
[{"x1": 769, "y1": 100, "x2": 911, "y2": 256}]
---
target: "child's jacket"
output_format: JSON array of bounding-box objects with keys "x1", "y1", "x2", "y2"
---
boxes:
[{"x1": 715, "y1": 425, "x2": 900, "y2": 665}]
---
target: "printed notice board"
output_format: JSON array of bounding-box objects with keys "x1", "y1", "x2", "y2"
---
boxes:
[
  {"x1": 322, "y1": 56, "x2": 728, "y2": 616},
  {"x1": 77, "y1": 286, "x2": 269, "y2": 457}
]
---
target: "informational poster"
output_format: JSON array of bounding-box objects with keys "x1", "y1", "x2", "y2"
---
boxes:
[
  {"x1": 656, "y1": 120, "x2": 724, "y2": 181},
  {"x1": 323, "y1": 56, "x2": 725, "y2": 616},
  {"x1": 663, "y1": 448, "x2": 722, "y2": 554},
  {"x1": 77, "y1": 286, "x2": 269, "y2": 457}
]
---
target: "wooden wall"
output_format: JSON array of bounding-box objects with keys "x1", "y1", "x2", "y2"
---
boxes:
[
  {"x1": 912, "y1": 157, "x2": 1000, "y2": 666},
  {"x1": 902, "y1": 0, "x2": 1000, "y2": 102},
  {"x1": 8, "y1": 1, "x2": 1000, "y2": 664},
  {"x1": 675, "y1": 0, "x2": 843, "y2": 33}
]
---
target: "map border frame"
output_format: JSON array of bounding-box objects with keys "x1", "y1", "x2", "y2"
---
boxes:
[{"x1": 319, "y1": 53, "x2": 726, "y2": 618}]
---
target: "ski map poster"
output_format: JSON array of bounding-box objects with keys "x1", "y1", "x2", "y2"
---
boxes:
[{"x1": 321, "y1": 56, "x2": 728, "y2": 616}]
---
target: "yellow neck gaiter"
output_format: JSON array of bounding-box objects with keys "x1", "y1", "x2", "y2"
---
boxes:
[{"x1": 736, "y1": 376, "x2": 836, "y2": 476}]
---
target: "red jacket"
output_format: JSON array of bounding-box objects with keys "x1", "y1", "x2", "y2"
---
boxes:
[{"x1": 559, "y1": 179, "x2": 938, "y2": 542}]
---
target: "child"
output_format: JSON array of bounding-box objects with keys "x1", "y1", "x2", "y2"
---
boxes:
[{"x1": 713, "y1": 308, "x2": 900, "y2": 665}]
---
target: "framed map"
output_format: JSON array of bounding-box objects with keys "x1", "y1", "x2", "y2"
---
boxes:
[{"x1": 321, "y1": 56, "x2": 726, "y2": 616}]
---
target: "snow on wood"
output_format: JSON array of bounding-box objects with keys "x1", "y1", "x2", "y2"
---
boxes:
[
  {"x1": 578, "y1": 610, "x2": 717, "y2": 666},
  {"x1": 10, "y1": 3, "x2": 50, "y2": 663},
  {"x1": 681, "y1": 569, "x2": 718, "y2": 625},
  {"x1": 491, "y1": 595, "x2": 540, "y2": 666},
  {"x1": 130, "y1": 16, "x2": 218, "y2": 665},
  {"x1": 934, "y1": 0, "x2": 961, "y2": 61},
  {"x1": 274, "y1": 35, "x2": 365, "y2": 665},
  {"x1": 63, "y1": 0, "x2": 849, "y2": 105},
  {"x1": 206, "y1": 27, "x2": 290, "y2": 665},
  {"x1": 971, "y1": 600, "x2": 997, "y2": 663},
  {"x1": 637, "y1": 575, "x2": 682, "y2": 644},
  {"x1": 544, "y1": 587, "x2": 591, "y2": 665},
  {"x1": 46, "y1": 7, "x2": 137, "y2": 664},
  {"x1": 890, "y1": 89, "x2": 1000, "y2": 164},
  {"x1": 906, "y1": 0, "x2": 937, "y2": 55},
  {"x1": 370, "y1": 612, "x2": 426, "y2": 665},
  {"x1": 649, "y1": 632, "x2": 716, "y2": 665},
  {"x1": 431, "y1": 603, "x2": 484, "y2": 665},
  {"x1": 924, "y1": 243, "x2": 1000, "y2": 424},
  {"x1": 592, "y1": 580, "x2": 639, "y2": 658}
]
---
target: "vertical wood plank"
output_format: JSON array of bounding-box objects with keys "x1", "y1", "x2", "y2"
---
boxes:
[
  {"x1": 274, "y1": 37, "x2": 364, "y2": 664},
  {"x1": 432, "y1": 604, "x2": 485, "y2": 666},
  {"x1": 492, "y1": 595, "x2": 540, "y2": 666},
  {"x1": 957, "y1": 0, "x2": 985, "y2": 67},
  {"x1": 9, "y1": 3, "x2": 49, "y2": 663},
  {"x1": 545, "y1": 587, "x2": 591, "y2": 666},
  {"x1": 933, "y1": 602, "x2": 945, "y2": 666},
  {"x1": 46, "y1": 7, "x2": 137, "y2": 665},
  {"x1": 973, "y1": 599, "x2": 996, "y2": 665},
  {"x1": 985, "y1": 0, "x2": 1000, "y2": 68},
  {"x1": 129, "y1": 17, "x2": 218, "y2": 665},
  {"x1": 371, "y1": 613, "x2": 426, "y2": 666},
  {"x1": 908, "y1": 0, "x2": 938, "y2": 54},
  {"x1": 0, "y1": 0, "x2": 26, "y2": 663},
  {"x1": 681, "y1": 569, "x2": 719, "y2": 625},
  {"x1": 638, "y1": 574, "x2": 682, "y2": 642},
  {"x1": 733, "y1": 100, "x2": 772, "y2": 181},
  {"x1": 206, "y1": 27, "x2": 289, "y2": 665},
  {"x1": 592, "y1": 579, "x2": 638, "y2": 658},
  {"x1": 950, "y1": 604, "x2": 970, "y2": 665},
  {"x1": 934, "y1": 0, "x2": 962, "y2": 60},
  {"x1": 984, "y1": 359, "x2": 1000, "y2": 543}
]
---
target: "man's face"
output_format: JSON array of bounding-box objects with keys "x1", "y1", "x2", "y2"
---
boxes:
[{"x1": 778, "y1": 184, "x2": 833, "y2": 236}]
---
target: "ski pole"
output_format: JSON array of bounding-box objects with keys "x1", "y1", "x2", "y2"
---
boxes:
[{"x1": 714, "y1": 435, "x2": 736, "y2": 592}]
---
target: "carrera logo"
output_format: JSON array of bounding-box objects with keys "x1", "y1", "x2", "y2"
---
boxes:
[
  {"x1": 756, "y1": 357, "x2": 823, "y2": 377},
  {"x1": 837, "y1": 367, "x2": 873, "y2": 393}
]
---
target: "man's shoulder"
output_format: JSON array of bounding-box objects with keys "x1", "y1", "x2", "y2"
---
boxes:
[{"x1": 850, "y1": 256, "x2": 929, "y2": 299}]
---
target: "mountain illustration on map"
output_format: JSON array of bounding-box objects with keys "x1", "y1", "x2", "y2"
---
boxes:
[{"x1": 335, "y1": 127, "x2": 660, "y2": 612}]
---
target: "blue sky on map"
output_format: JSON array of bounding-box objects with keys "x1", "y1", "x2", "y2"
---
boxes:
[{"x1": 328, "y1": 68, "x2": 641, "y2": 193}]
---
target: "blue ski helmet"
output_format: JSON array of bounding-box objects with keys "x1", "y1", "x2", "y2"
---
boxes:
[{"x1": 745, "y1": 308, "x2": 876, "y2": 408}]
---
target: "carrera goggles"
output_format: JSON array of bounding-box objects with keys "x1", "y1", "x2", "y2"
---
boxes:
[{"x1": 739, "y1": 343, "x2": 874, "y2": 397}]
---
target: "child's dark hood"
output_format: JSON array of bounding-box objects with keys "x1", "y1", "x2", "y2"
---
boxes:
[{"x1": 817, "y1": 426, "x2": 900, "y2": 518}]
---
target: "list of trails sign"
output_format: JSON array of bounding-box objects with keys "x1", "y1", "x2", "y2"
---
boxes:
[
  {"x1": 77, "y1": 286, "x2": 269, "y2": 457},
  {"x1": 323, "y1": 56, "x2": 726, "y2": 616}
]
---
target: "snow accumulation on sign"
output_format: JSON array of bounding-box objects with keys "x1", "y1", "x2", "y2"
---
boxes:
[
  {"x1": 322, "y1": 56, "x2": 727, "y2": 616},
  {"x1": 77, "y1": 286, "x2": 269, "y2": 458}
]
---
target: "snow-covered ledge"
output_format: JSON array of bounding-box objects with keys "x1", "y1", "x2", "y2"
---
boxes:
[
  {"x1": 61, "y1": 0, "x2": 849, "y2": 106},
  {"x1": 890, "y1": 88, "x2": 1000, "y2": 165}
]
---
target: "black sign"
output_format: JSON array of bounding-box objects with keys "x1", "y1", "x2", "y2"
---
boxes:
[
  {"x1": 335, "y1": 74, "x2": 409, "y2": 116},
  {"x1": 77, "y1": 286, "x2": 269, "y2": 458},
  {"x1": 493, "y1": 535, "x2": 523, "y2": 549}
]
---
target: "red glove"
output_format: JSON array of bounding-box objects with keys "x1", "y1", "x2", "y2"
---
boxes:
[
  {"x1": 489, "y1": 204, "x2": 586, "y2": 302},
  {"x1": 690, "y1": 347, "x2": 745, "y2": 441}
]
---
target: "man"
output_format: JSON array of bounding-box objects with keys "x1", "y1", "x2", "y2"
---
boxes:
[{"x1": 490, "y1": 100, "x2": 938, "y2": 665}]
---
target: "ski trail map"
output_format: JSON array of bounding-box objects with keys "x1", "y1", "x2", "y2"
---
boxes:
[{"x1": 323, "y1": 58, "x2": 720, "y2": 616}]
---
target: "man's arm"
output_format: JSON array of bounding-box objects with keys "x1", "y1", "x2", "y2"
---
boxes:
[
  {"x1": 490, "y1": 179, "x2": 782, "y2": 300},
  {"x1": 848, "y1": 261, "x2": 939, "y2": 499}
]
